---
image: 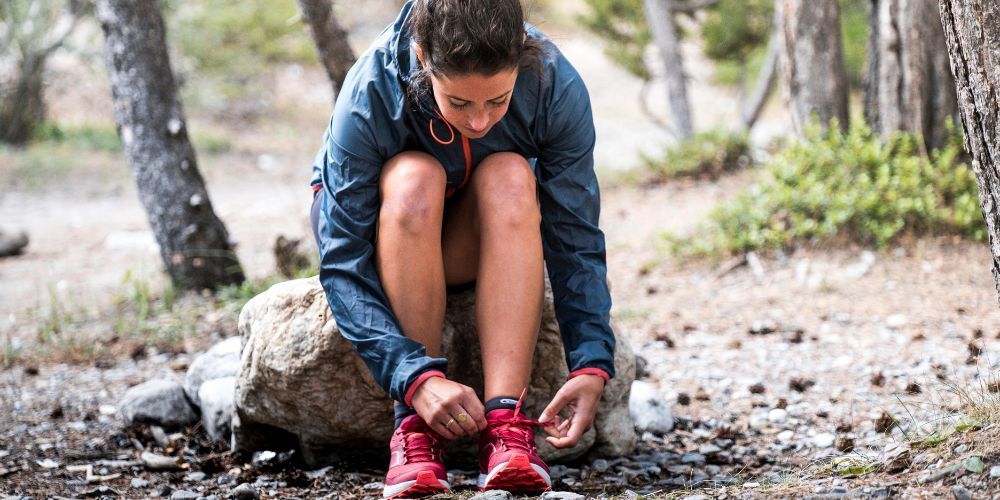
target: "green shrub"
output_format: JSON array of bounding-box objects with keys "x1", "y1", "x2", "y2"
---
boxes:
[
  {"x1": 702, "y1": 0, "x2": 773, "y2": 63},
  {"x1": 669, "y1": 121, "x2": 983, "y2": 257},
  {"x1": 579, "y1": 0, "x2": 651, "y2": 80},
  {"x1": 643, "y1": 129, "x2": 752, "y2": 181},
  {"x1": 34, "y1": 122, "x2": 121, "y2": 152}
]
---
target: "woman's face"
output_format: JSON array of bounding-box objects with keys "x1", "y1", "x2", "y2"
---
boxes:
[{"x1": 429, "y1": 68, "x2": 518, "y2": 139}]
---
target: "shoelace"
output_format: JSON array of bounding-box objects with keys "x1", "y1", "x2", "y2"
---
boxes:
[
  {"x1": 488, "y1": 388, "x2": 552, "y2": 453},
  {"x1": 402, "y1": 426, "x2": 441, "y2": 463}
]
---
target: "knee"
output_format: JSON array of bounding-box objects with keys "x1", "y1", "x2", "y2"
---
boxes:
[
  {"x1": 379, "y1": 152, "x2": 447, "y2": 236},
  {"x1": 472, "y1": 153, "x2": 540, "y2": 229}
]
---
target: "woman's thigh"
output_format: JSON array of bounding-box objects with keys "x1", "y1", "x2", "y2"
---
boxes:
[{"x1": 441, "y1": 152, "x2": 538, "y2": 286}]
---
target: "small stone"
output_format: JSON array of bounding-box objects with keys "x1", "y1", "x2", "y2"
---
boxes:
[
  {"x1": 680, "y1": 453, "x2": 705, "y2": 464},
  {"x1": 749, "y1": 383, "x2": 766, "y2": 394},
  {"x1": 789, "y1": 377, "x2": 815, "y2": 392},
  {"x1": 875, "y1": 411, "x2": 896, "y2": 433},
  {"x1": 905, "y1": 382, "x2": 922, "y2": 394},
  {"x1": 698, "y1": 444, "x2": 722, "y2": 454},
  {"x1": 749, "y1": 320, "x2": 777, "y2": 335},
  {"x1": 812, "y1": 433, "x2": 836, "y2": 448},
  {"x1": 676, "y1": 393, "x2": 691, "y2": 405},
  {"x1": 990, "y1": 465, "x2": 1000, "y2": 478},
  {"x1": 629, "y1": 381, "x2": 674, "y2": 434},
  {"x1": 184, "y1": 471, "x2": 206, "y2": 482},
  {"x1": 216, "y1": 473, "x2": 234, "y2": 485},
  {"x1": 362, "y1": 481, "x2": 384, "y2": 490},
  {"x1": 952, "y1": 486, "x2": 973, "y2": 500},
  {"x1": 470, "y1": 491, "x2": 513, "y2": 500},
  {"x1": 835, "y1": 436, "x2": 854, "y2": 452},
  {"x1": 749, "y1": 409, "x2": 769, "y2": 429},
  {"x1": 231, "y1": 483, "x2": 259, "y2": 500},
  {"x1": 540, "y1": 492, "x2": 584, "y2": 500},
  {"x1": 953, "y1": 444, "x2": 968, "y2": 454},
  {"x1": 591, "y1": 458, "x2": 609, "y2": 472},
  {"x1": 777, "y1": 430, "x2": 794, "y2": 442},
  {"x1": 131, "y1": 478, "x2": 150, "y2": 488},
  {"x1": 170, "y1": 490, "x2": 199, "y2": 500},
  {"x1": 870, "y1": 372, "x2": 886, "y2": 387},
  {"x1": 886, "y1": 314, "x2": 908, "y2": 328},
  {"x1": 767, "y1": 408, "x2": 788, "y2": 424}
]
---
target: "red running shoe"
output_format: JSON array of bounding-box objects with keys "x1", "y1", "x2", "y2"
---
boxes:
[
  {"x1": 477, "y1": 395, "x2": 552, "y2": 492},
  {"x1": 382, "y1": 414, "x2": 450, "y2": 499}
]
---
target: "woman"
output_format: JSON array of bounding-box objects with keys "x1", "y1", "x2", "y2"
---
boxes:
[{"x1": 309, "y1": 0, "x2": 616, "y2": 497}]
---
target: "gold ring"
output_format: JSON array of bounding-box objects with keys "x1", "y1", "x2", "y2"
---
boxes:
[
  {"x1": 457, "y1": 413, "x2": 469, "y2": 424},
  {"x1": 445, "y1": 418, "x2": 456, "y2": 428}
]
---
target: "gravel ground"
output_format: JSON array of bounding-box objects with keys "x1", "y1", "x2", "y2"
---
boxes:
[{"x1": 3, "y1": 180, "x2": 1000, "y2": 498}]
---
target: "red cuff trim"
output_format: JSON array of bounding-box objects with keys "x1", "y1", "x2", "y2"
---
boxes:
[
  {"x1": 311, "y1": 184, "x2": 323, "y2": 192},
  {"x1": 403, "y1": 370, "x2": 446, "y2": 406},
  {"x1": 568, "y1": 368, "x2": 611, "y2": 383}
]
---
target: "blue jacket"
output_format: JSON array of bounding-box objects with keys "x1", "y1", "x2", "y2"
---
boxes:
[{"x1": 311, "y1": 1, "x2": 615, "y2": 403}]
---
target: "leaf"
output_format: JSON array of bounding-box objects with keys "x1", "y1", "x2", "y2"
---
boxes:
[{"x1": 962, "y1": 456, "x2": 985, "y2": 474}]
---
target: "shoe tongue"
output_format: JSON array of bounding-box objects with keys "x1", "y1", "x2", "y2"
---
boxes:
[
  {"x1": 486, "y1": 408, "x2": 521, "y2": 422},
  {"x1": 399, "y1": 414, "x2": 430, "y2": 431}
]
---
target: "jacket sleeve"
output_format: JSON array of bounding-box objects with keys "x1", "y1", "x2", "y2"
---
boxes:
[
  {"x1": 315, "y1": 88, "x2": 448, "y2": 403},
  {"x1": 535, "y1": 63, "x2": 616, "y2": 379}
]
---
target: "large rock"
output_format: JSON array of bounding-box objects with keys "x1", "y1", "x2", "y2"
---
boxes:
[
  {"x1": 119, "y1": 379, "x2": 197, "y2": 428},
  {"x1": 184, "y1": 336, "x2": 241, "y2": 406},
  {"x1": 234, "y1": 276, "x2": 635, "y2": 466}
]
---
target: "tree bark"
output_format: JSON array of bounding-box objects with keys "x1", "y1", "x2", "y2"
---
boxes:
[
  {"x1": 939, "y1": 0, "x2": 1000, "y2": 302},
  {"x1": 866, "y1": 0, "x2": 957, "y2": 150},
  {"x1": 296, "y1": 0, "x2": 356, "y2": 99},
  {"x1": 775, "y1": 0, "x2": 849, "y2": 135},
  {"x1": 643, "y1": 0, "x2": 695, "y2": 139},
  {"x1": 97, "y1": 0, "x2": 244, "y2": 290}
]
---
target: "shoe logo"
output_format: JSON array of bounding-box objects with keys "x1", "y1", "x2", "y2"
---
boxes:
[
  {"x1": 391, "y1": 450, "x2": 406, "y2": 465},
  {"x1": 500, "y1": 399, "x2": 517, "y2": 405}
]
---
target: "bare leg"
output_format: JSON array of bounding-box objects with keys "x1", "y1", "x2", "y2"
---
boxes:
[
  {"x1": 377, "y1": 152, "x2": 448, "y2": 357},
  {"x1": 442, "y1": 152, "x2": 544, "y2": 400}
]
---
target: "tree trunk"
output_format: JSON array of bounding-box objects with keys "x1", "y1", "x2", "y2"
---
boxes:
[
  {"x1": 296, "y1": 0, "x2": 356, "y2": 99},
  {"x1": 643, "y1": 0, "x2": 695, "y2": 139},
  {"x1": 866, "y1": 0, "x2": 957, "y2": 150},
  {"x1": 0, "y1": 54, "x2": 46, "y2": 145},
  {"x1": 97, "y1": 0, "x2": 245, "y2": 290},
  {"x1": 775, "y1": 0, "x2": 849, "y2": 135},
  {"x1": 939, "y1": 0, "x2": 1000, "y2": 302}
]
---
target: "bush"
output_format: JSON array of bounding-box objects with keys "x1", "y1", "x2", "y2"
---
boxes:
[
  {"x1": 643, "y1": 129, "x2": 752, "y2": 181},
  {"x1": 579, "y1": 0, "x2": 651, "y2": 80},
  {"x1": 668, "y1": 121, "x2": 983, "y2": 257}
]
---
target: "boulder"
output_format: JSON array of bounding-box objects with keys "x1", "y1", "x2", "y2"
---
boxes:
[
  {"x1": 118, "y1": 379, "x2": 197, "y2": 428},
  {"x1": 234, "y1": 276, "x2": 635, "y2": 466},
  {"x1": 184, "y1": 336, "x2": 241, "y2": 406}
]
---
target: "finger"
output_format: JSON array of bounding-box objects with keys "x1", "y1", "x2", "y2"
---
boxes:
[
  {"x1": 539, "y1": 389, "x2": 571, "y2": 424},
  {"x1": 542, "y1": 414, "x2": 563, "y2": 437},
  {"x1": 432, "y1": 418, "x2": 459, "y2": 440},
  {"x1": 460, "y1": 390, "x2": 488, "y2": 431},
  {"x1": 448, "y1": 405, "x2": 478, "y2": 435}
]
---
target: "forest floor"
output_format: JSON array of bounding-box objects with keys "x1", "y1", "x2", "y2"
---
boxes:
[{"x1": 2, "y1": 4, "x2": 1000, "y2": 498}]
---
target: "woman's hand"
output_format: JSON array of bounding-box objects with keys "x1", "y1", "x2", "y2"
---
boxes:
[
  {"x1": 537, "y1": 374, "x2": 605, "y2": 448},
  {"x1": 410, "y1": 377, "x2": 487, "y2": 440}
]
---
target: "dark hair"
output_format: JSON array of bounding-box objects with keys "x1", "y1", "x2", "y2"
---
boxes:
[{"x1": 407, "y1": 0, "x2": 544, "y2": 99}]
